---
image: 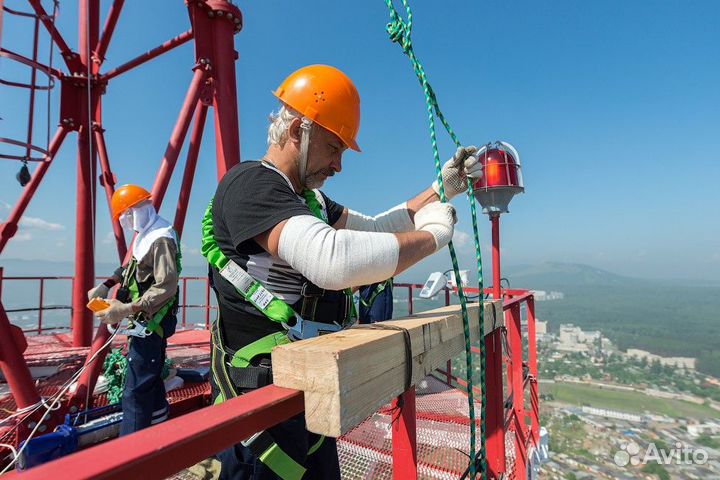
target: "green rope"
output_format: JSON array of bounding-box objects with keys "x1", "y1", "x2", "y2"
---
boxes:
[
  {"x1": 384, "y1": 1, "x2": 487, "y2": 476},
  {"x1": 102, "y1": 347, "x2": 175, "y2": 405},
  {"x1": 103, "y1": 348, "x2": 128, "y2": 404}
]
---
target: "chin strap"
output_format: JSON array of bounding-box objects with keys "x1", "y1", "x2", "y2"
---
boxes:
[{"x1": 297, "y1": 117, "x2": 312, "y2": 186}]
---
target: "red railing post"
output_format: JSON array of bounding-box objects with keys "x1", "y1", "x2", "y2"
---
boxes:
[
  {"x1": 182, "y1": 278, "x2": 188, "y2": 329},
  {"x1": 392, "y1": 387, "x2": 417, "y2": 480},
  {"x1": 485, "y1": 330, "x2": 506, "y2": 476},
  {"x1": 407, "y1": 286, "x2": 413, "y2": 315},
  {"x1": 205, "y1": 277, "x2": 211, "y2": 328},
  {"x1": 508, "y1": 303, "x2": 527, "y2": 480},
  {"x1": 526, "y1": 296, "x2": 539, "y2": 446},
  {"x1": 38, "y1": 278, "x2": 45, "y2": 334}
]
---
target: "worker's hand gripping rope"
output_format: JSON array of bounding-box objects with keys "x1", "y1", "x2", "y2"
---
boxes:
[{"x1": 432, "y1": 146, "x2": 482, "y2": 200}]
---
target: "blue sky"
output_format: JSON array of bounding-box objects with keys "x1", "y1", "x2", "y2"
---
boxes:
[{"x1": 1, "y1": 0, "x2": 718, "y2": 282}]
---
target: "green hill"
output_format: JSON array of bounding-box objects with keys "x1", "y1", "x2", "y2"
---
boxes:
[{"x1": 507, "y1": 262, "x2": 720, "y2": 378}]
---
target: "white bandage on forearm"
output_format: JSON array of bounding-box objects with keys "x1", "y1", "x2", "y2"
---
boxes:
[
  {"x1": 279, "y1": 215, "x2": 399, "y2": 291},
  {"x1": 345, "y1": 202, "x2": 414, "y2": 233}
]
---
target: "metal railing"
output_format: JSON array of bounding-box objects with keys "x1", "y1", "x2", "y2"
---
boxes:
[
  {"x1": 1, "y1": 272, "x2": 538, "y2": 479},
  {"x1": 0, "y1": 268, "x2": 218, "y2": 334}
]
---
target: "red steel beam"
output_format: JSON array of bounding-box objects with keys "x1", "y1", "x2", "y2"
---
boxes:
[
  {"x1": 0, "y1": 302, "x2": 40, "y2": 409},
  {"x1": 101, "y1": 30, "x2": 193, "y2": 81},
  {"x1": 0, "y1": 127, "x2": 69, "y2": 253},
  {"x1": 70, "y1": 0, "x2": 100, "y2": 347},
  {"x1": 94, "y1": 127, "x2": 127, "y2": 260},
  {"x1": 392, "y1": 387, "x2": 417, "y2": 480},
  {"x1": 207, "y1": 12, "x2": 241, "y2": 177},
  {"x1": 484, "y1": 328, "x2": 505, "y2": 477},
  {"x1": 150, "y1": 67, "x2": 206, "y2": 209},
  {"x1": 491, "y1": 215, "x2": 501, "y2": 300},
  {"x1": 93, "y1": 0, "x2": 125, "y2": 69},
  {"x1": 526, "y1": 296, "x2": 539, "y2": 446},
  {"x1": 19, "y1": 386, "x2": 304, "y2": 480},
  {"x1": 508, "y1": 304, "x2": 527, "y2": 480},
  {"x1": 173, "y1": 102, "x2": 208, "y2": 238},
  {"x1": 27, "y1": 0, "x2": 80, "y2": 73}
]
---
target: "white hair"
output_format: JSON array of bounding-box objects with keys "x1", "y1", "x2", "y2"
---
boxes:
[{"x1": 267, "y1": 105, "x2": 315, "y2": 147}]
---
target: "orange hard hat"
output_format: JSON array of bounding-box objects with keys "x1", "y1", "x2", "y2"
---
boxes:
[
  {"x1": 111, "y1": 184, "x2": 151, "y2": 220},
  {"x1": 273, "y1": 65, "x2": 361, "y2": 152}
]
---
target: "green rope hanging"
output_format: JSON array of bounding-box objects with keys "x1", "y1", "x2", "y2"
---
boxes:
[
  {"x1": 102, "y1": 347, "x2": 175, "y2": 405},
  {"x1": 103, "y1": 348, "x2": 128, "y2": 404},
  {"x1": 383, "y1": 1, "x2": 487, "y2": 476}
]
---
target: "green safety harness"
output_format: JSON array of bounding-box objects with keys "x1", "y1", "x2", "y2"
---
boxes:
[
  {"x1": 203, "y1": 187, "x2": 355, "y2": 480},
  {"x1": 118, "y1": 238, "x2": 182, "y2": 338},
  {"x1": 384, "y1": 1, "x2": 488, "y2": 476}
]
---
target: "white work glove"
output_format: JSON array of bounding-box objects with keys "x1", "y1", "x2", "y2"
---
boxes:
[
  {"x1": 87, "y1": 283, "x2": 109, "y2": 300},
  {"x1": 414, "y1": 202, "x2": 457, "y2": 251},
  {"x1": 95, "y1": 299, "x2": 134, "y2": 325},
  {"x1": 431, "y1": 146, "x2": 482, "y2": 200}
]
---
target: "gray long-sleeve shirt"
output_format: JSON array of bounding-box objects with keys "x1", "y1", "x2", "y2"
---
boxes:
[{"x1": 115, "y1": 237, "x2": 179, "y2": 316}]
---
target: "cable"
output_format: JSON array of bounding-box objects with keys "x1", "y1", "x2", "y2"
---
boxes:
[
  {"x1": 0, "y1": 328, "x2": 118, "y2": 474},
  {"x1": 384, "y1": 1, "x2": 488, "y2": 476}
]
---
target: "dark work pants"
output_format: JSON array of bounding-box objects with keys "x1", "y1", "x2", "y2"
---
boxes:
[
  {"x1": 358, "y1": 282, "x2": 394, "y2": 324},
  {"x1": 211, "y1": 380, "x2": 341, "y2": 480},
  {"x1": 119, "y1": 315, "x2": 177, "y2": 436}
]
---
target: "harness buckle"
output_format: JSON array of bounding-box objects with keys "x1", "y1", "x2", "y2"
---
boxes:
[{"x1": 300, "y1": 282, "x2": 324, "y2": 298}]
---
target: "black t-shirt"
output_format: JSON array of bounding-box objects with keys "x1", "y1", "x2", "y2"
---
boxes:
[{"x1": 210, "y1": 161, "x2": 345, "y2": 350}]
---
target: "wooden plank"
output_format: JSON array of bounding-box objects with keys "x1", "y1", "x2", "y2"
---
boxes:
[{"x1": 271, "y1": 301, "x2": 502, "y2": 437}]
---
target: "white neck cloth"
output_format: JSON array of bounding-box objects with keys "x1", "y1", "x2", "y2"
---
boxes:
[{"x1": 130, "y1": 202, "x2": 176, "y2": 262}]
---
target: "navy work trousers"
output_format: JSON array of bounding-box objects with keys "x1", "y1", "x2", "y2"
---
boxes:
[
  {"x1": 119, "y1": 315, "x2": 176, "y2": 436},
  {"x1": 358, "y1": 281, "x2": 394, "y2": 324}
]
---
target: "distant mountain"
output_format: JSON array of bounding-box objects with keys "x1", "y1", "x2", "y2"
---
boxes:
[{"x1": 504, "y1": 262, "x2": 646, "y2": 290}]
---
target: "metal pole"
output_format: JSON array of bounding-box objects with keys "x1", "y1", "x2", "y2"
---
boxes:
[
  {"x1": 509, "y1": 304, "x2": 526, "y2": 480},
  {"x1": 93, "y1": 0, "x2": 125, "y2": 68},
  {"x1": 205, "y1": 277, "x2": 211, "y2": 328},
  {"x1": 408, "y1": 286, "x2": 413, "y2": 315},
  {"x1": 491, "y1": 215, "x2": 501, "y2": 300},
  {"x1": 487, "y1": 214, "x2": 506, "y2": 478},
  {"x1": 101, "y1": 30, "x2": 193, "y2": 81},
  {"x1": 38, "y1": 278, "x2": 44, "y2": 334},
  {"x1": 150, "y1": 67, "x2": 206, "y2": 209},
  {"x1": 71, "y1": 0, "x2": 99, "y2": 347},
  {"x1": 526, "y1": 296, "x2": 539, "y2": 445},
  {"x1": 208, "y1": 12, "x2": 241, "y2": 178},
  {"x1": 0, "y1": 127, "x2": 69, "y2": 254},
  {"x1": 392, "y1": 387, "x2": 417, "y2": 480},
  {"x1": 174, "y1": 102, "x2": 208, "y2": 238},
  {"x1": 94, "y1": 127, "x2": 127, "y2": 260},
  {"x1": 182, "y1": 278, "x2": 188, "y2": 328},
  {"x1": 0, "y1": 303, "x2": 40, "y2": 409}
]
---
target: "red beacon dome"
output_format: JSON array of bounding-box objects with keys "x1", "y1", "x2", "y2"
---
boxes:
[{"x1": 472, "y1": 141, "x2": 524, "y2": 215}]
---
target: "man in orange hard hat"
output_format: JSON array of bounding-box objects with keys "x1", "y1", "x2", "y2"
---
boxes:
[
  {"x1": 205, "y1": 65, "x2": 480, "y2": 479},
  {"x1": 88, "y1": 184, "x2": 180, "y2": 436}
]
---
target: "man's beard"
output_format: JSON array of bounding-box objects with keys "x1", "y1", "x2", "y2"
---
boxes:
[{"x1": 304, "y1": 168, "x2": 334, "y2": 189}]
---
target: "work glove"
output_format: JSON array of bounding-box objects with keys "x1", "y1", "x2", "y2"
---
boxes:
[
  {"x1": 95, "y1": 299, "x2": 134, "y2": 325},
  {"x1": 431, "y1": 146, "x2": 482, "y2": 200},
  {"x1": 415, "y1": 202, "x2": 457, "y2": 251},
  {"x1": 87, "y1": 283, "x2": 109, "y2": 300}
]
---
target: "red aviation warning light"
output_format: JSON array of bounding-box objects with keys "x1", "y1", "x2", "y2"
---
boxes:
[{"x1": 472, "y1": 141, "x2": 524, "y2": 215}]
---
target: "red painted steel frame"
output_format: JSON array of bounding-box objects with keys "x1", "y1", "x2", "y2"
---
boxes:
[
  {"x1": 1, "y1": 0, "x2": 243, "y2": 414},
  {"x1": 392, "y1": 387, "x2": 418, "y2": 480},
  {"x1": 15, "y1": 386, "x2": 304, "y2": 480},
  {"x1": 0, "y1": 301, "x2": 39, "y2": 410}
]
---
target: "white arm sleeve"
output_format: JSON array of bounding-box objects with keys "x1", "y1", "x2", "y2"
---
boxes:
[
  {"x1": 278, "y1": 215, "x2": 399, "y2": 291},
  {"x1": 344, "y1": 202, "x2": 414, "y2": 233}
]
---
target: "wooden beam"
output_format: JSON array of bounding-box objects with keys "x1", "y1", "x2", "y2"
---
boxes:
[{"x1": 272, "y1": 301, "x2": 502, "y2": 437}]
